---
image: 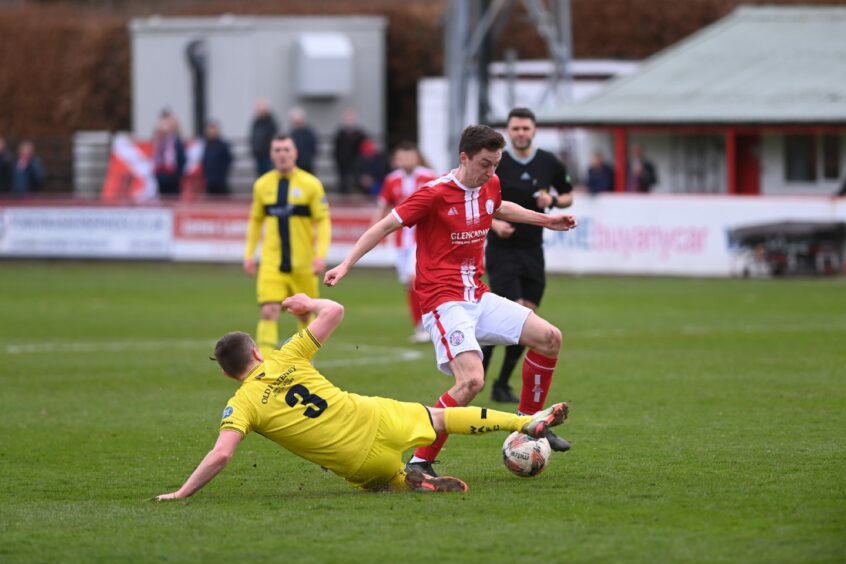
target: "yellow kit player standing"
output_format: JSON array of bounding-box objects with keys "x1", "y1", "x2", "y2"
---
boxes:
[
  {"x1": 244, "y1": 134, "x2": 331, "y2": 356},
  {"x1": 154, "y1": 293, "x2": 569, "y2": 497}
]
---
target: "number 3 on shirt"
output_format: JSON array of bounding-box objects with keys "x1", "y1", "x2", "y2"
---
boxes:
[{"x1": 284, "y1": 384, "x2": 327, "y2": 418}]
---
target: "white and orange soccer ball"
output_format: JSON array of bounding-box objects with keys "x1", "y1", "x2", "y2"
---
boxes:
[{"x1": 502, "y1": 431, "x2": 551, "y2": 477}]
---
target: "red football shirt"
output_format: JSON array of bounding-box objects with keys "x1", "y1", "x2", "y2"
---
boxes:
[
  {"x1": 378, "y1": 166, "x2": 436, "y2": 249},
  {"x1": 392, "y1": 171, "x2": 502, "y2": 313}
]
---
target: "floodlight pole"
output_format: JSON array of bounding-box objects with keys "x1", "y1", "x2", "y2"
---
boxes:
[
  {"x1": 446, "y1": 0, "x2": 470, "y2": 159},
  {"x1": 444, "y1": 0, "x2": 572, "y2": 157}
]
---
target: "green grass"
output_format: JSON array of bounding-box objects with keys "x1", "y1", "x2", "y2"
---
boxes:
[{"x1": 0, "y1": 261, "x2": 844, "y2": 563}]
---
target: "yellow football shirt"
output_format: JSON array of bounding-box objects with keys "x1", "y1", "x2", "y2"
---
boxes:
[
  {"x1": 244, "y1": 168, "x2": 331, "y2": 273},
  {"x1": 219, "y1": 329, "x2": 380, "y2": 478}
]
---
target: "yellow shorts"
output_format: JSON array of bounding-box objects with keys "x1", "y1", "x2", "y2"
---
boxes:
[
  {"x1": 345, "y1": 397, "x2": 437, "y2": 491},
  {"x1": 256, "y1": 267, "x2": 318, "y2": 304}
]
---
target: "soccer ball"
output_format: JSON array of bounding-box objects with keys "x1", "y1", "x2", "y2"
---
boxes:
[{"x1": 502, "y1": 431, "x2": 551, "y2": 478}]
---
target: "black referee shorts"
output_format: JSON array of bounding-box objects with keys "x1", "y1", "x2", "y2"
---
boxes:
[{"x1": 485, "y1": 245, "x2": 546, "y2": 306}]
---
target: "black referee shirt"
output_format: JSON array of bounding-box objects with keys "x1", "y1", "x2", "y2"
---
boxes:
[{"x1": 489, "y1": 148, "x2": 572, "y2": 250}]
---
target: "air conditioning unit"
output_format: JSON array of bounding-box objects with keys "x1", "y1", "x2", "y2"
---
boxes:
[{"x1": 293, "y1": 32, "x2": 354, "y2": 97}]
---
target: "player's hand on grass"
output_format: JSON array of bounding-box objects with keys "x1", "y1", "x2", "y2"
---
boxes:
[
  {"x1": 324, "y1": 264, "x2": 348, "y2": 287},
  {"x1": 282, "y1": 293, "x2": 314, "y2": 316},
  {"x1": 154, "y1": 492, "x2": 183, "y2": 501},
  {"x1": 243, "y1": 258, "x2": 257, "y2": 277},
  {"x1": 546, "y1": 214, "x2": 578, "y2": 231}
]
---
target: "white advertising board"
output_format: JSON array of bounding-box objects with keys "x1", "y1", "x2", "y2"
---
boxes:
[
  {"x1": 170, "y1": 207, "x2": 251, "y2": 262},
  {"x1": 0, "y1": 207, "x2": 172, "y2": 259},
  {"x1": 2, "y1": 197, "x2": 843, "y2": 276},
  {"x1": 544, "y1": 195, "x2": 846, "y2": 276},
  {"x1": 169, "y1": 205, "x2": 396, "y2": 266}
]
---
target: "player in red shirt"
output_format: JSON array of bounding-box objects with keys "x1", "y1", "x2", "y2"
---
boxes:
[
  {"x1": 325, "y1": 125, "x2": 577, "y2": 477},
  {"x1": 371, "y1": 142, "x2": 437, "y2": 343}
]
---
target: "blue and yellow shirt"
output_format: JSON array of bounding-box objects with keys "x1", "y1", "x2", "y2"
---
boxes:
[{"x1": 244, "y1": 168, "x2": 331, "y2": 273}]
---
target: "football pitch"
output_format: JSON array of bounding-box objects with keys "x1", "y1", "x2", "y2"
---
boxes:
[{"x1": 1, "y1": 261, "x2": 844, "y2": 563}]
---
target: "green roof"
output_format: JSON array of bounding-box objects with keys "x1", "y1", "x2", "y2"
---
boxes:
[{"x1": 537, "y1": 6, "x2": 846, "y2": 126}]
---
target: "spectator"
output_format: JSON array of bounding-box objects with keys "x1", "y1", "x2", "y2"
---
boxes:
[
  {"x1": 243, "y1": 134, "x2": 331, "y2": 357},
  {"x1": 333, "y1": 108, "x2": 366, "y2": 194},
  {"x1": 152, "y1": 110, "x2": 186, "y2": 197},
  {"x1": 354, "y1": 138, "x2": 389, "y2": 196},
  {"x1": 12, "y1": 140, "x2": 45, "y2": 195},
  {"x1": 0, "y1": 136, "x2": 12, "y2": 193},
  {"x1": 586, "y1": 150, "x2": 615, "y2": 194},
  {"x1": 201, "y1": 120, "x2": 233, "y2": 196},
  {"x1": 250, "y1": 98, "x2": 278, "y2": 177},
  {"x1": 289, "y1": 107, "x2": 318, "y2": 174},
  {"x1": 628, "y1": 144, "x2": 658, "y2": 193}
]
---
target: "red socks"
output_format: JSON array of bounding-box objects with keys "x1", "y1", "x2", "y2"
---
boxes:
[
  {"x1": 519, "y1": 350, "x2": 557, "y2": 415},
  {"x1": 413, "y1": 392, "x2": 458, "y2": 461},
  {"x1": 414, "y1": 350, "x2": 556, "y2": 462}
]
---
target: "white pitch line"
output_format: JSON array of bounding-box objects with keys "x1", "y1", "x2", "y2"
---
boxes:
[
  {"x1": 2, "y1": 339, "x2": 213, "y2": 355},
  {"x1": 680, "y1": 323, "x2": 846, "y2": 335},
  {"x1": 4, "y1": 322, "x2": 843, "y2": 355},
  {"x1": 1, "y1": 339, "x2": 427, "y2": 367},
  {"x1": 575, "y1": 322, "x2": 846, "y2": 339},
  {"x1": 317, "y1": 348, "x2": 425, "y2": 368}
]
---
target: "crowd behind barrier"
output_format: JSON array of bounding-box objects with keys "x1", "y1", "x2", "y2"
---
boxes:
[{"x1": 3, "y1": 100, "x2": 844, "y2": 278}]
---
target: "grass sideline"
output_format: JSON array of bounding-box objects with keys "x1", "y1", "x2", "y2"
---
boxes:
[{"x1": 0, "y1": 261, "x2": 844, "y2": 563}]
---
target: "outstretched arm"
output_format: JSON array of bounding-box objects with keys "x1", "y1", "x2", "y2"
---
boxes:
[
  {"x1": 324, "y1": 213, "x2": 402, "y2": 286},
  {"x1": 370, "y1": 202, "x2": 390, "y2": 226},
  {"x1": 155, "y1": 430, "x2": 242, "y2": 500},
  {"x1": 494, "y1": 200, "x2": 577, "y2": 231},
  {"x1": 282, "y1": 294, "x2": 345, "y2": 344}
]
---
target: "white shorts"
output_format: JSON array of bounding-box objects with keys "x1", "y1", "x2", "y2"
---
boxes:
[
  {"x1": 421, "y1": 292, "x2": 532, "y2": 376},
  {"x1": 395, "y1": 246, "x2": 416, "y2": 285}
]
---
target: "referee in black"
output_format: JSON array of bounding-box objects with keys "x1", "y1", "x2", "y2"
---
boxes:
[{"x1": 484, "y1": 107, "x2": 574, "y2": 403}]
